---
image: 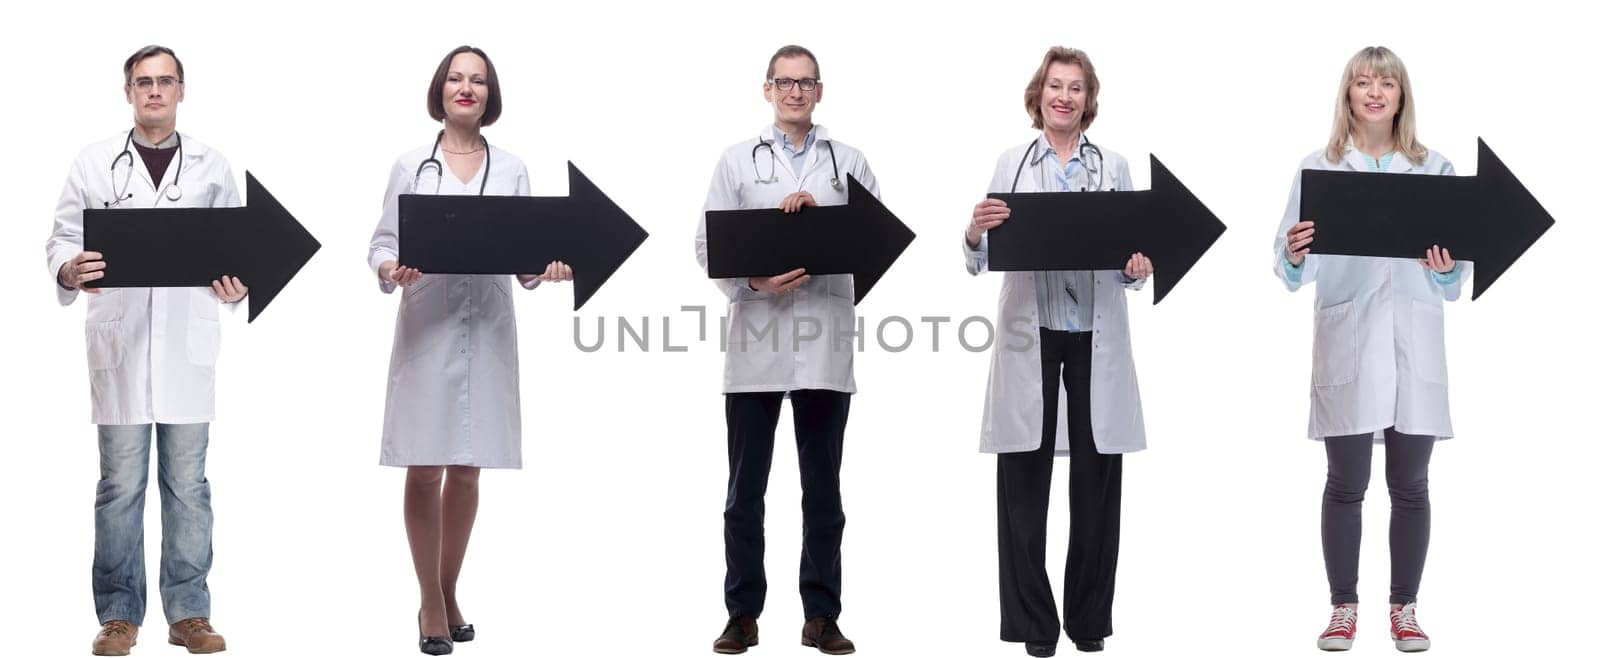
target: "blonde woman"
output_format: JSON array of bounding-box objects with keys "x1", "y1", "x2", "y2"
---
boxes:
[{"x1": 1273, "y1": 46, "x2": 1470, "y2": 653}]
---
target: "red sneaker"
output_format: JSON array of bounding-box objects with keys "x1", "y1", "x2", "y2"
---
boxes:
[
  {"x1": 1390, "y1": 603, "x2": 1431, "y2": 652},
  {"x1": 1317, "y1": 605, "x2": 1358, "y2": 651}
]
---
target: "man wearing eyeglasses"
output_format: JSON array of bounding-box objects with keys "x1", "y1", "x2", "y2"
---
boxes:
[
  {"x1": 45, "y1": 44, "x2": 243, "y2": 656},
  {"x1": 694, "y1": 44, "x2": 880, "y2": 656}
]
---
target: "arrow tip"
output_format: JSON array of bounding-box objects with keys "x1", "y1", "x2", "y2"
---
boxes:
[
  {"x1": 1143, "y1": 155, "x2": 1225, "y2": 304},
  {"x1": 564, "y1": 163, "x2": 647, "y2": 310},
  {"x1": 239, "y1": 171, "x2": 320, "y2": 322},
  {"x1": 1469, "y1": 137, "x2": 1554, "y2": 299},
  {"x1": 844, "y1": 173, "x2": 914, "y2": 304}
]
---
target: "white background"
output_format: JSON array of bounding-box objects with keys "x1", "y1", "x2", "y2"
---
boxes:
[{"x1": 2, "y1": 1, "x2": 1593, "y2": 657}]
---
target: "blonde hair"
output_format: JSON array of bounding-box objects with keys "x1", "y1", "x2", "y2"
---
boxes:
[
  {"x1": 1024, "y1": 47, "x2": 1099, "y2": 131},
  {"x1": 1325, "y1": 46, "x2": 1427, "y2": 164}
]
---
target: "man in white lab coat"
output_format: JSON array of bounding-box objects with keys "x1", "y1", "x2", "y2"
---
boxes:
[
  {"x1": 45, "y1": 45, "x2": 244, "y2": 656},
  {"x1": 695, "y1": 45, "x2": 879, "y2": 656}
]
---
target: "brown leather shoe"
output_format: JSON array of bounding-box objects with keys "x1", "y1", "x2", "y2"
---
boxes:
[
  {"x1": 168, "y1": 617, "x2": 227, "y2": 654},
  {"x1": 801, "y1": 617, "x2": 855, "y2": 655},
  {"x1": 712, "y1": 616, "x2": 759, "y2": 654},
  {"x1": 92, "y1": 620, "x2": 138, "y2": 656}
]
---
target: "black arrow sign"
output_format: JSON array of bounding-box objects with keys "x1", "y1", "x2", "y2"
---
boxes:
[
  {"x1": 986, "y1": 155, "x2": 1226, "y2": 304},
  {"x1": 399, "y1": 162, "x2": 648, "y2": 311},
  {"x1": 83, "y1": 172, "x2": 321, "y2": 323},
  {"x1": 705, "y1": 174, "x2": 914, "y2": 304},
  {"x1": 1301, "y1": 138, "x2": 1554, "y2": 300}
]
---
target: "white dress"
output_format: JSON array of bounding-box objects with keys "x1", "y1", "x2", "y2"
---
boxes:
[{"x1": 368, "y1": 143, "x2": 537, "y2": 467}]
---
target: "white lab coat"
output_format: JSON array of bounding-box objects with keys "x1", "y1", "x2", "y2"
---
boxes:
[
  {"x1": 1273, "y1": 145, "x2": 1470, "y2": 440},
  {"x1": 965, "y1": 136, "x2": 1147, "y2": 455},
  {"x1": 694, "y1": 125, "x2": 880, "y2": 394},
  {"x1": 368, "y1": 143, "x2": 537, "y2": 468},
  {"x1": 46, "y1": 131, "x2": 242, "y2": 425}
]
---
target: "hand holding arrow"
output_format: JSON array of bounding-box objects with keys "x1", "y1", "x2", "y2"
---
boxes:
[
  {"x1": 379, "y1": 259, "x2": 574, "y2": 290},
  {"x1": 984, "y1": 155, "x2": 1226, "y2": 303},
  {"x1": 398, "y1": 162, "x2": 647, "y2": 310},
  {"x1": 82, "y1": 172, "x2": 321, "y2": 322},
  {"x1": 1299, "y1": 138, "x2": 1554, "y2": 299},
  {"x1": 705, "y1": 174, "x2": 915, "y2": 304}
]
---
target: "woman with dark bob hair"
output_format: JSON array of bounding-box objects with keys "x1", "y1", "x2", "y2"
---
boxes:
[{"x1": 367, "y1": 45, "x2": 572, "y2": 656}]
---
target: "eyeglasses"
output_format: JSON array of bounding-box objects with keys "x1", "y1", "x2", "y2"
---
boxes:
[
  {"x1": 769, "y1": 77, "x2": 819, "y2": 92},
  {"x1": 131, "y1": 76, "x2": 182, "y2": 92}
]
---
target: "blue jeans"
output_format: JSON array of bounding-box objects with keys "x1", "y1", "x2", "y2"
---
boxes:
[{"x1": 94, "y1": 423, "x2": 213, "y2": 625}]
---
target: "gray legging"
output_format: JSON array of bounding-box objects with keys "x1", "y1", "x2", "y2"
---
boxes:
[{"x1": 1322, "y1": 428, "x2": 1435, "y2": 605}]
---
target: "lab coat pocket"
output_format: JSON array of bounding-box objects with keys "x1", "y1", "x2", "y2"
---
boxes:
[
  {"x1": 727, "y1": 299, "x2": 782, "y2": 382},
  {"x1": 483, "y1": 278, "x2": 518, "y2": 368},
  {"x1": 487, "y1": 277, "x2": 511, "y2": 302},
  {"x1": 191, "y1": 288, "x2": 220, "y2": 320},
  {"x1": 1311, "y1": 301, "x2": 1356, "y2": 387},
  {"x1": 85, "y1": 288, "x2": 125, "y2": 323},
  {"x1": 1411, "y1": 303, "x2": 1448, "y2": 385},
  {"x1": 397, "y1": 277, "x2": 446, "y2": 363},
  {"x1": 826, "y1": 274, "x2": 855, "y2": 301},
  {"x1": 85, "y1": 321, "x2": 125, "y2": 371},
  {"x1": 186, "y1": 317, "x2": 221, "y2": 367}
]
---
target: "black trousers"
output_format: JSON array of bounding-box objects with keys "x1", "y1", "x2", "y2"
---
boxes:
[
  {"x1": 998, "y1": 329, "x2": 1122, "y2": 644},
  {"x1": 723, "y1": 389, "x2": 850, "y2": 621}
]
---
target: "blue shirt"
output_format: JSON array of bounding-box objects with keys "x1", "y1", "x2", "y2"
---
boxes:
[
  {"x1": 1361, "y1": 151, "x2": 1396, "y2": 172},
  {"x1": 772, "y1": 126, "x2": 816, "y2": 179},
  {"x1": 1284, "y1": 150, "x2": 1460, "y2": 286},
  {"x1": 1034, "y1": 134, "x2": 1098, "y2": 332}
]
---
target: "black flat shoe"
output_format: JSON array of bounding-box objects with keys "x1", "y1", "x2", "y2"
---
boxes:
[
  {"x1": 449, "y1": 624, "x2": 474, "y2": 643},
  {"x1": 417, "y1": 611, "x2": 454, "y2": 655},
  {"x1": 714, "y1": 616, "x2": 759, "y2": 654},
  {"x1": 1073, "y1": 639, "x2": 1104, "y2": 653},
  {"x1": 1025, "y1": 642, "x2": 1057, "y2": 657}
]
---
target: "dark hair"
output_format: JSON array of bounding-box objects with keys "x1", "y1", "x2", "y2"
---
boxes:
[
  {"x1": 427, "y1": 46, "x2": 503, "y2": 126},
  {"x1": 124, "y1": 45, "x2": 183, "y2": 85},
  {"x1": 765, "y1": 45, "x2": 820, "y2": 81}
]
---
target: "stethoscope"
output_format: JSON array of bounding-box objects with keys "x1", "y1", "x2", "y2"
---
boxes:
[
  {"x1": 752, "y1": 137, "x2": 842, "y2": 190},
  {"x1": 1012, "y1": 134, "x2": 1107, "y2": 305},
  {"x1": 1012, "y1": 134, "x2": 1105, "y2": 193},
  {"x1": 107, "y1": 128, "x2": 183, "y2": 208},
  {"x1": 415, "y1": 130, "x2": 491, "y2": 195}
]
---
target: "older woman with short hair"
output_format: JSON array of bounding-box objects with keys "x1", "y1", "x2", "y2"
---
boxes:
[{"x1": 963, "y1": 46, "x2": 1154, "y2": 657}]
